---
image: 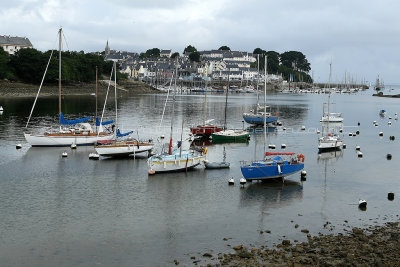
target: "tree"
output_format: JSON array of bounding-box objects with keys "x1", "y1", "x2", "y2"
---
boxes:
[
  {"x1": 218, "y1": 46, "x2": 230, "y2": 51},
  {"x1": 280, "y1": 51, "x2": 310, "y2": 72},
  {"x1": 0, "y1": 47, "x2": 9, "y2": 79},
  {"x1": 183, "y1": 45, "x2": 197, "y2": 54},
  {"x1": 171, "y1": 52, "x2": 179, "y2": 58},
  {"x1": 189, "y1": 51, "x2": 200, "y2": 62},
  {"x1": 253, "y1": 48, "x2": 266, "y2": 55},
  {"x1": 266, "y1": 51, "x2": 280, "y2": 74}
]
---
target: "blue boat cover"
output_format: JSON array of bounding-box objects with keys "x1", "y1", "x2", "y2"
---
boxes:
[
  {"x1": 117, "y1": 129, "x2": 133, "y2": 137},
  {"x1": 59, "y1": 112, "x2": 91, "y2": 125},
  {"x1": 96, "y1": 117, "x2": 114, "y2": 126},
  {"x1": 272, "y1": 156, "x2": 283, "y2": 161}
]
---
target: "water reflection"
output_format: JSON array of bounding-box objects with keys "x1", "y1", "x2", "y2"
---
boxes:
[{"x1": 239, "y1": 181, "x2": 303, "y2": 210}]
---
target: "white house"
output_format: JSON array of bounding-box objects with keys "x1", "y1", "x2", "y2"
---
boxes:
[
  {"x1": 0, "y1": 35, "x2": 33, "y2": 54},
  {"x1": 160, "y1": 49, "x2": 172, "y2": 58}
]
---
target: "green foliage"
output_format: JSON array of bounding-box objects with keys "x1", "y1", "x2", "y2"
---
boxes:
[
  {"x1": 280, "y1": 51, "x2": 310, "y2": 72},
  {"x1": 171, "y1": 52, "x2": 179, "y2": 58},
  {"x1": 183, "y1": 45, "x2": 197, "y2": 54},
  {"x1": 140, "y1": 48, "x2": 160, "y2": 58},
  {"x1": 0, "y1": 47, "x2": 9, "y2": 79},
  {"x1": 218, "y1": 46, "x2": 230, "y2": 51},
  {"x1": 189, "y1": 51, "x2": 200, "y2": 62},
  {"x1": 252, "y1": 48, "x2": 311, "y2": 82},
  {"x1": 7, "y1": 48, "x2": 115, "y2": 84}
]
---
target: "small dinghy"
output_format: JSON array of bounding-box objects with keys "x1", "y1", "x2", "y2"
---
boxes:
[{"x1": 205, "y1": 160, "x2": 230, "y2": 169}]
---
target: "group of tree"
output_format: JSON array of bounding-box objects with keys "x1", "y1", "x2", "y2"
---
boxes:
[
  {"x1": 252, "y1": 48, "x2": 312, "y2": 83},
  {"x1": 0, "y1": 47, "x2": 118, "y2": 84}
]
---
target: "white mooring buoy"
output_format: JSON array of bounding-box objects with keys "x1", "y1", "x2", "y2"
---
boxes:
[
  {"x1": 281, "y1": 144, "x2": 286, "y2": 149},
  {"x1": 301, "y1": 126, "x2": 306, "y2": 131},
  {"x1": 228, "y1": 178, "x2": 234, "y2": 185},
  {"x1": 239, "y1": 178, "x2": 247, "y2": 186},
  {"x1": 300, "y1": 170, "x2": 307, "y2": 181},
  {"x1": 16, "y1": 144, "x2": 22, "y2": 149},
  {"x1": 160, "y1": 135, "x2": 165, "y2": 139},
  {"x1": 71, "y1": 142, "x2": 77, "y2": 149},
  {"x1": 379, "y1": 132, "x2": 383, "y2": 136},
  {"x1": 355, "y1": 145, "x2": 360, "y2": 150},
  {"x1": 339, "y1": 128, "x2": 343, "y2": 133},
  {"x1": 349, "y1": 133, "x2": 353, "y2": 137},
  {"x1": 317, "y1": 130, "x2": 320, "y2": 134},
  {"x1": 388, "y1": 121, "x2": 392, "y2": 125},
  {"x1": 358, "y1": 199, "x2": 367, "y2": 209},
  {"x1": 62, "y1": 151, "x2": 68, "y2": 157},
  {"x1": 268, "y1": 144, "x2": 276, "y2": 149},
  {"x1": 357, "y1": 151, "x2": 363, "y2": 158}
]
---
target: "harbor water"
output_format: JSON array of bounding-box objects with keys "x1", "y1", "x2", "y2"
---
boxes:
[{"x1": 0, "y1": 88, "x2": 400, "y2": 266}]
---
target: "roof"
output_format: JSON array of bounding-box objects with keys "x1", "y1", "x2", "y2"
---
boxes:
[{"x1": 0, "y1": 35, "x2": 33, "y2": 47}]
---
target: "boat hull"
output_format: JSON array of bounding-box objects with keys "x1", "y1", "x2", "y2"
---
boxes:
[
  {"x1": 24, "y1": 132, "x2": 114, "y2": 147},
  {"x1": 190, "y1": 125, "x2": 222, "y2": 136},
  {"x1": 318, "y1": 139, "x2": 343, "y2": 151},
  {"x1": 148, "y1": 153, "x2": 205, "y2": 173},
  {"x1": 211, "y1": 130, "x2": 250, "y2": 142},
  {"x1": 241, "y1": 162, "x2": 304, "y2": 180},
  {"x1": 243, "y1": 113, "x2": 278, "y2": 125},
  {"x1": 95, "y1": 142, "x2": 153, "y2": 157}
]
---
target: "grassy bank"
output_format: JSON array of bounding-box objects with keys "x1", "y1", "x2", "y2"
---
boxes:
[{"x1": 0, "y1": 79, "x2": 159, "y2": 97}]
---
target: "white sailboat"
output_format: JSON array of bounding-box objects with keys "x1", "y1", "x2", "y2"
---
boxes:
[
  {"x1": 24, "y1": 28, "x2": 114, "y2": 147},
  {"x1": 148, "y1": 59, "x2": 206, "y2": 174},
  {"x1": 95, "y1": 62, "x2": 153, "y2": 157},
  {"x1": 318, "y1": 62, "x2": 343, "y2": 151}
]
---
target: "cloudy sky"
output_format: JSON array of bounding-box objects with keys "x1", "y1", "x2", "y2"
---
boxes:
[{"x1": 1, "y1": 0, "x2": 399, "y2": 84}]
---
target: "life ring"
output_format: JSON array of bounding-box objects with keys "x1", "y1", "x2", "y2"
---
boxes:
[{"x1": 297, "y1": 154, "x2": 305, "y2": 162}]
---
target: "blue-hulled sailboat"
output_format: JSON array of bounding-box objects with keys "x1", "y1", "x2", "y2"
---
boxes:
[
  {"x1": 242, "y1": 54, "x2": 278, "y2": 126},
  {"x1": 240, "y1": 55, "x2": 304, "y2": 181}
]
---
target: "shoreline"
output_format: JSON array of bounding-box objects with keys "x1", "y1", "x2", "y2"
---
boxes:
[
  {"x1": 0, "y1": 80, "x2": 160, "y2": 97},
  {"x1": 205, "y1": 221, "x2": 400, "y2": 266}
]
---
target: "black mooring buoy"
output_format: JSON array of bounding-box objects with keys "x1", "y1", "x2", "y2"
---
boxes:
[
  {"x1": 387, "y1": 154, "x2": 392, "y2": 160},
  {"x1": 388, "y1": 192, "x2": 395, "y2": 200}
]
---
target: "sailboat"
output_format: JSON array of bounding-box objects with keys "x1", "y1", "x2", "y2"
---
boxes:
[
  {"x1": 318, "y1": 62, "x2": 343, "y2": 151},
  {"x1": 240, "y1": 56, "x2": 305, "y2": 181},
  {"x1": 95, "y1": 62, "x2": 153, "y2": 157},
  {"x1": 24, "y1": 28, "x2": 114, "y2": 147},
  {"x1": 190, "y1": 63, "x2": 223, "y2": 137},
  {"x1": 148, "y1": 59, "x2": 206, "y2": 174},
  {"x1": 374, "y1": 75, "x2": 384, "y2": 91},
  {"x1": 211, "y1": 72, "x2": 250, "y2": 142},
  {"x1": 243, "y1": 55, "x2": 278, "y2": 125}
]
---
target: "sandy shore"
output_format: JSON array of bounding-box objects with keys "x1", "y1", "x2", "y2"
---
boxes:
[
  {"x1": 200, "y1": 221, "x2": 400, "y2": 266},
  {"x1": 0, "y1": 80, "x2": 160, "y2": 97}
]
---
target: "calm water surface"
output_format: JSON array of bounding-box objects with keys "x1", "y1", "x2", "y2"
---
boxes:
[{"x1": 1, "y1": 88, "x2": 400, "y2": 266}]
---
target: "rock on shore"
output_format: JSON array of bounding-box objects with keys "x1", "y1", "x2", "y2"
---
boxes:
[{"x1": 212, "y1": 222, "x2": 400, "y2": 266}]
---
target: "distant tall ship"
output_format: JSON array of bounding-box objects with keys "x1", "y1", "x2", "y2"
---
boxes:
[{"x1": 374, "y1": 75, "x2": 384, "y2": 91}]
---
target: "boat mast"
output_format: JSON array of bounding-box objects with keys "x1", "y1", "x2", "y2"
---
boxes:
[
  {"x1": 263, "y1": 55, "x2": 267, "y2": 154},
  {"x1": 169, "y1": 58, "x2": 178, "y2": 155},
  {"x1": 95, "y1": 66, "x2": 98, "y2": 133},
  {"x1": 58, "y1": 27, "x2": 62, "y2": 122},
  {"x1": 255, "y1": 54, "x2": 260, "y2": 114},
  {"x1": 202, "y1": 63, "x2": 208, "y2": 125},
  {"x1": 223, "y1": 72, "x2": 230, "y2": 130},
  {"x1": 114, "y1": 61, "x2": 118, "y2": 138}
]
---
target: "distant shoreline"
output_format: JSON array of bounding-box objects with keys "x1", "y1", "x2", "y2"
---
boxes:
[{"x1": 0, "y1": 80, "x2": 160, "y2": 97}]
